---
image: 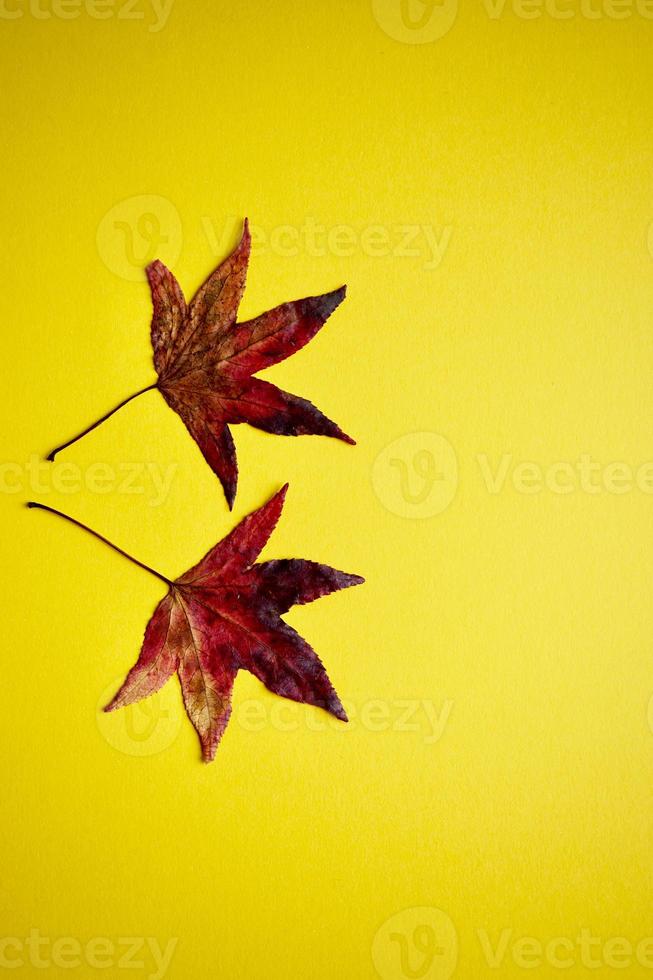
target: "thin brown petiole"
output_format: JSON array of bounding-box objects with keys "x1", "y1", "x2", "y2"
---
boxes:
[
  {"x1": 45, "y1": 384, "x2": 158, "y2": 461},
  {"x1": 27, "y1": 501, "x2": 172, "y2": 587}
]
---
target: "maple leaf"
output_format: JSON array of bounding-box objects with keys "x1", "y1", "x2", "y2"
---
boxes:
[
  {"x1": 28, "y1": 487, "x2": 363, "y2": 763},
  {"x1": 47, "y1": 219, "x2": 354, "y2": 508}
]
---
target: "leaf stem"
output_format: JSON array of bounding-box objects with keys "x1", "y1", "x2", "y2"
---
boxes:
[
  {"x1": 26, "y1": 501, "x2": 172, "y2": 587},
  {"x1": 45, "y1": 384, "x2": 158, "y2": 461}
]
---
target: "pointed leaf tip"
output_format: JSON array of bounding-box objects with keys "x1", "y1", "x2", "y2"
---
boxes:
[
  {"x1": 240, "y1": 217, "x2": 250, "y2": 246},
  {"x1": 274, "y1": 483, "x2": 289, "y2": 514},
  {"x1": 269, "y1": 481, "x2": 289, "y2": 512},
  {"x1": 327, "y1": 694, "x2": 348, "y2": 723}
]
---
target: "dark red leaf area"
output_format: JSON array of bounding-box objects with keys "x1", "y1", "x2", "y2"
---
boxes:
[
  {"x1": 105, "y1": 485, "x2": 364, "y2": 762},
  {"x1": 147, "y1": 221, "x2": 353, "y2": 508}
]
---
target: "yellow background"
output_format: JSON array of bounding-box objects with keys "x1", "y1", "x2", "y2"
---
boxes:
[{"x1": 2, "y1": 1, "x2": 653, "y2": 977}]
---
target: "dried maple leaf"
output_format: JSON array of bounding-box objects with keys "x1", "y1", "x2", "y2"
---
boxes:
[
  {"x1": 28, "y1": 486, "x2": 363, "y2": 763},
  {"x1": 48, "y1": 219, "x2": 354, "y2": 508}
]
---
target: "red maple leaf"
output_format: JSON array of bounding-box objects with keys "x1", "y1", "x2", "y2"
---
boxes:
[
  {"x1": 29, "y1": 487, "x2": 364, "y2": 763},
  {"x1": 48, "y1": 219, "x2": 354, "y2": 508}
]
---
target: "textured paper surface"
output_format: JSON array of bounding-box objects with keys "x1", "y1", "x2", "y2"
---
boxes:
[{"x1": 2, "y1": 2, "x2": 653, "y2": 978}]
